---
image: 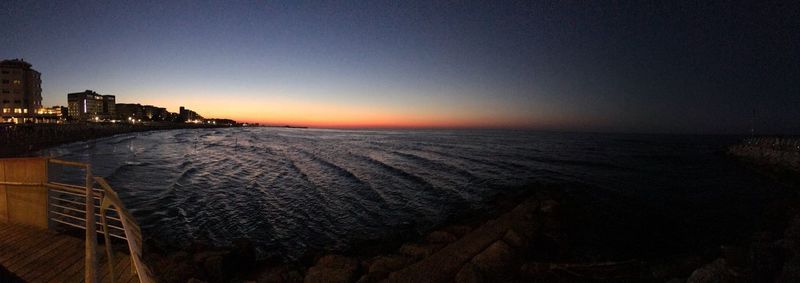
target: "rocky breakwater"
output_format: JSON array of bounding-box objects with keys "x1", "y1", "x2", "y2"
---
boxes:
[
  {"x1": 728, "y1": 137, "x2": 800, "y2": 172},
  {"x1": 287, "y1": 196, "x2": 560, "y2": 283},
  {"x1": 144, "y1": 188, "x2": 710, "y2": 282},
  {"x1": 257, "y1": 190, "x2": 658, "y2": 283}
]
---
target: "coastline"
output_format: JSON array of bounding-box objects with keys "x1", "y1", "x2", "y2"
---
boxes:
[
  {"x1": 140, "y1": 182, "x2": 733, "y2": 283},
  {"x1": 5, "y1": 135, "x2": 798, "y2": 282},
  {"x1": 0, "y1": 123, "x2": 236, "y2": 158}
]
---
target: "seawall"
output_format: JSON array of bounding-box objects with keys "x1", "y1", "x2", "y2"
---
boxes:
[
  {"x1": 0, "y1": 123, "x2": 233, "y2": 157},
  {"x1": 728, "y1": 137, "x2": 800, "y2": 171}
]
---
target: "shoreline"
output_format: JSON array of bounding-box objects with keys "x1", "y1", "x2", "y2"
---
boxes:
[
  {"x1": 141, "y1": 181, "x2": 746, "y2": 282},
  {"x1": 0, "y1": 123, "x2": 237, "y2": 158}
]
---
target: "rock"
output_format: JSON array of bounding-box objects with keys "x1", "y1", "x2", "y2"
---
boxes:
[
  {"x1": 502, "y1": 229, "x2": 526, "y2": 249},
  {"x1": 305, "y1": 266, "x2": 357, "y2": 283},
  {"x1": 367, "y1": 255, "x2": 413, "y2": 274},
  {"x1": 399, "y1": 243, "x2": 442, "y2": 260},
  {"x1": 169, "y1": 250, "x2": 191, "y2": 262},
  {"x1": 189, "y1": 239, "x2": 212, "y2": 253},
  {"x1": 304, "y1": 255, "x2": 360, "y2": 283},
  {"x1": 510, "y1": 199, "x2": 539, "y2": 221},
  {"x1": 720, "y1": 245, "x2": 748, "y2": 269},
  {"x1": 455, "y1": 262, "x2": 484, "y2": 283},
  {"x1": 443, "y1": 225, "x2": 473, "y2": 237},
  {"x1": 471, "y1": 241, "x2": 514, "y2": 275},
  {"x1": 539, "y1": 200, "x2": 559, "y2": 214},
  {"x1": 649, "y1": 256, "x2": 704, "y2": 280},
  {"x1": 193, "y1": 250, "x2": 230, "y2": 265},
  {"x1": 750, "y1": 237, "x2": 783, "y2": 282},
  {"x1": 257, "y1": 265, "x2": 304, "y2": 283},
  {"x1": 233, "y1": 239, "x2": 257, "y2": 269},
  {"x1": 778, "y1": 256, "x2": 800, "y2": 283},
  {"x1": 426, "y1": 231, "x2": 458, "y2": 244},
  {"x1": 203, "y1": 255, "x2": 226, "y2": 283},
  {"x1": 355, "y1": 273, "x2": 385, "y2": 283},
  {"x1": 315, "y1": 254, "x2": 359, "y2": 269},
  {"x1": 687, "y1": 258, "x2": 739, "y2": 283},
  {"x1": 160, "y1": 261, "x2": 200, "y2": 283}
]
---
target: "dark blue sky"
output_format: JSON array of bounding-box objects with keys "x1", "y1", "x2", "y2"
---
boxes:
[{"x1": 2, "y1": 1, "x2": 798, "y2": 133}]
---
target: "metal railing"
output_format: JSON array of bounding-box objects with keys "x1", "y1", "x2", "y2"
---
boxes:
[{"x1": 42, "y1": 159, "x2": 154, "y2": 283}]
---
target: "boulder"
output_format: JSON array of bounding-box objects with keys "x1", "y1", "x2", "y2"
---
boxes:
[
  {"x1": 305, "y1": 267, "x2": 357, "y2": 283},
  {"x1": 426, "y1": 230, "x2": 458, "y2": 244},
  {"x1": 315, "y1": 254, "x2": 359, "y2": 269},
  {"x1": 539, "y1": 200, "x2": 559, "y2": 214},
  {"x1": 455, "y1": 262, "x2": 484, "y2": 283},
  {"x1": 471, "y1": 241, "x2": 514, "y2": 275},
  {"x1": 502, "y1": 229, "x2": 526, "y2": 249},
  {"x1": 687, "y1": 258, "x2": 739, "y2": 283},
  {"x1": 159, "y1": 261, "x2": 200, "y2": 283},
  {"x1": 443, "y1": 225, "x2": 473, "y2": 237},
  {"x1": 304, "y1": 255, "x2": 360, "y2": 283},
  {"x1": 203, "y1": 255, "x2": 226, "y2": 283},
  {"x1": 355, "y1": 273, "x2": 385, "y2": 283},
  {"x1": 367, "y1": 255, "x2": 413, "y2": 274},
  {"x1": 233, "y1": 238, "x2": 257, "y2": 269},
  {"x1": 399, "y1": 243, "x2": 442, "y2": 260},
  {"x1": 778, "y1": 256, "x2": 800, "y2": 283},
  {"x1": 257, "y1": 265, "x2": 304, "y2": 283}
]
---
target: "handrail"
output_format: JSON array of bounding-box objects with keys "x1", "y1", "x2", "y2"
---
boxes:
[
  {"x1": 49, "y1": 158, "x2": 90, "y2": 168},
  {"x1": 84, "y1": 164, "x2": 98, "y2": 283},
  {"x1": 47, "y1": 182, "x2": 103, "y2": 198},
  {"x1": 95, "y1": 176, "x2": 154, "y2": 283},
  {"x1": 0, "y1": 181, "x2": 41, "y2": 186},
  {"x1": 43, "y1": 158, "x2": 154, "y2": 283}
]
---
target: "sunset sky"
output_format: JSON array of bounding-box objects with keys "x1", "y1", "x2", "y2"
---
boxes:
[{"x1": 2, "y1": 1, "x2": 798, "y2": 132}]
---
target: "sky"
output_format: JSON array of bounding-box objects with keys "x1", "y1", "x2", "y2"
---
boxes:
[{"x1": 1, "y1": 1, "x2": 798, "y2": 133}]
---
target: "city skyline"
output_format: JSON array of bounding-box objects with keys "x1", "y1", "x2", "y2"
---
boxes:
[{"x1": 2, "y1": 1, "x2": 798, "y2": 133}]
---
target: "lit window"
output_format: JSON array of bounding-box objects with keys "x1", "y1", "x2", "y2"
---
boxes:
[
  {"x1": 14, "y1": 108, "x2": 22, "y2": 113},
  {"x1": 12, "y1": 80, "x2": 21, "y2": 85},
  {"x1": 2, "y1": 108, "x2": 8, "y2": 113},
  {"x1": 22, "y1": 109, "x2": 27, "y2": 113}
]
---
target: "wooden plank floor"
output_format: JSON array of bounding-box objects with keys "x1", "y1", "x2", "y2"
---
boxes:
[{"x1": 0, "y1": 223, "x2": 140, "y2": 283}]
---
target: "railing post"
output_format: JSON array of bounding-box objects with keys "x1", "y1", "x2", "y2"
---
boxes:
[
  {"x1": 85, "y1": 165, "x2": 98, "y2": 283},
  {"x1": 100, "y1": 196, "x2": 117, "y2": 283}
]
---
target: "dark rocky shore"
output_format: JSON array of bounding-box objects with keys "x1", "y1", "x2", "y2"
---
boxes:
[
  {"x1": 138, "y1": 185, "x2": 736, "y2": 283},
  {"x1": 0, "y1": 123, "x2": 234, "y2": 157}
]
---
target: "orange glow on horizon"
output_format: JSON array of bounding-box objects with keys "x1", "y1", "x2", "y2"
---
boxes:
[{"x1": 113, "y1": 90, "x2": 555, "y2": 129}]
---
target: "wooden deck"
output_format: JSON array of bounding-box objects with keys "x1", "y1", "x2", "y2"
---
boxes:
[{"x1": 0, "y1": 223, "x2": 139, "y2": 283}]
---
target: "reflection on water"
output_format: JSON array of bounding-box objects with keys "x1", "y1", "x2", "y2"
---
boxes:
[{"x1": 40, "y1": 128, "x2": 785, "y2": 260}]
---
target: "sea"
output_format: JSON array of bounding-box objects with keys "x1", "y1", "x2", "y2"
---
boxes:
[{"x1": 39, "y1": 128, "x2": 795, "y2": 260}]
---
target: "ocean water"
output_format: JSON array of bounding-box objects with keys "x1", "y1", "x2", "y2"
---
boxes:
[{"x1": 39, "y1": 128, "x2": 792, "y2": 259}]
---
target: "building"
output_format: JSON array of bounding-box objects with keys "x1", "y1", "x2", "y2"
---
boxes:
[
  {"x1": 102, "y1": 95, "x2": 116, "y2": 119},
  {"x1": 116, "y1": 103, "x2": 144, "y2": 122},
  {"x1": 68, "y1": 90, "x2": 115, "y2": 121},
  {"x1": 142, "y1": 105, "x2": 170, "y2": 121},
  {"x1": 0, "y1": 59, "x2": 43, "y2": 123},
  {"x1": 179, "y1": 106, "x2": 203, "y2": 122},
  {"x1": 204, "y1": 118, "x2": 237, "y2": 126},
  {"x1": 32, "y1": 106, "x2": 68, "y2": 123}
]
